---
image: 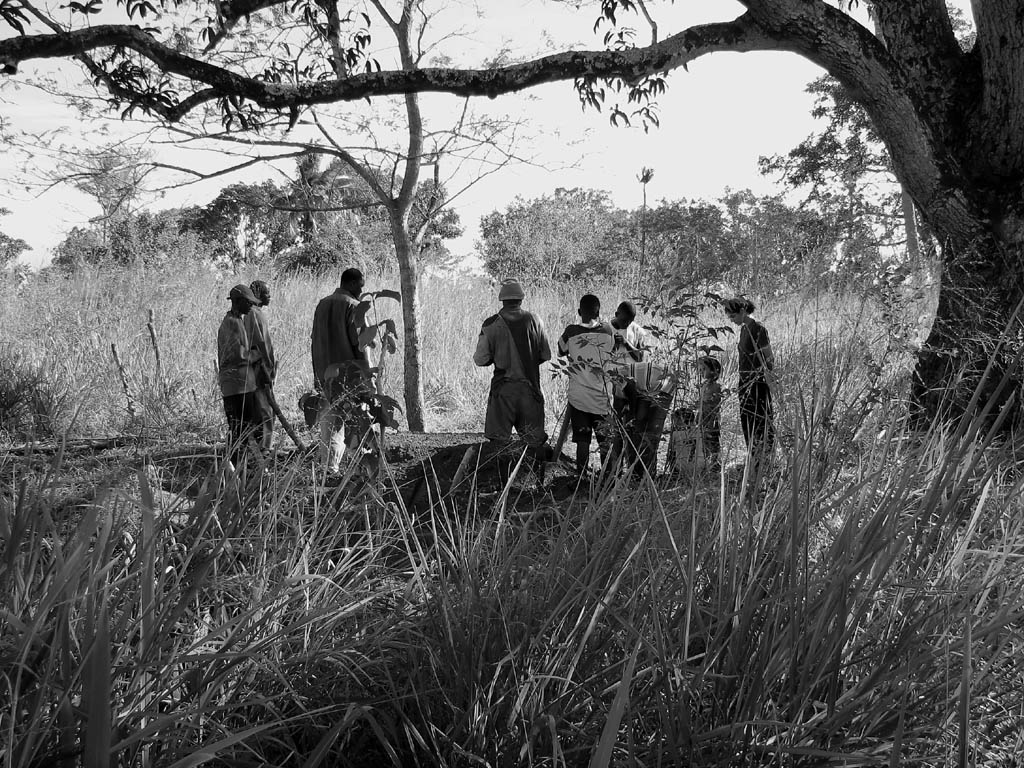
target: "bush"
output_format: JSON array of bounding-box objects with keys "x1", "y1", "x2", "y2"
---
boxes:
[{"x1": 0, "y1": 345, "x2": 63, "y2": 440}]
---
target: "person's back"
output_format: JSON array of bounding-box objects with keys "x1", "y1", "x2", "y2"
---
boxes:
[
  {"x1": 311, "y1": 287, "x2": 365, "y2": 388},
  {"x1": 560, "y1": 318, "x2": 614, "y2": 413},
  {"x1": 474, "y1": 280, "x2": 552, "y2": 455},
  {"x1": 475, "y1": 305, "x2": 551, "y2": 392},
  {"x1": 311, "y1": 268, "x2": 369, "y2": 474}
]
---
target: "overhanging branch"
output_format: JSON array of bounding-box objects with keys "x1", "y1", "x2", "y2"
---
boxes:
[{"x1": 0, "y1": 15, "x2": 777, "y2": 119}]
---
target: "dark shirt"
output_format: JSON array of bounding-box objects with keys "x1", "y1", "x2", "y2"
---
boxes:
[
  {"x1": 218, "y1": 310, "x2": 259, "y2": 396},
  {"x1": 738, "y1": 320, "x2": 772, "y2": 386},
  {"x1": 311, "y1": 288, "x2": 366, "y2": 389},
  {"x1": 474, "y1": 308, "x2": 551, "y2": 391},
  {"x1": 698, "y1": 379, "x2": 722, "y2": 431},
  {"x1": 245, "y1": 307, "x2": 275, "y2": 383}
]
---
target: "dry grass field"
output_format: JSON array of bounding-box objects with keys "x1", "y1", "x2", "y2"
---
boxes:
[{"x1": 2, "y1": 262, "x2": 1023, "y2": 767}]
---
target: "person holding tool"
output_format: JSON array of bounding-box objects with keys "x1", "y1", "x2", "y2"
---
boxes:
[{"x1": 217, "y1": 283, "x2": 274, "y2": 468}]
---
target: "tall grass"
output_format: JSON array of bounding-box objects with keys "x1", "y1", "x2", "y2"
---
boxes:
[
  {"x1": 3, "y1": 378, "x2": 1023, "y2": 765},
  {"x1": 0, "y1": 262, "x2": 904, "y2": 445},
  {"x1": 4, "y1": 262, "x2": 1021, "y2": 765}
]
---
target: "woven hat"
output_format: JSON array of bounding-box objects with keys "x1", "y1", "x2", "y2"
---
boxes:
[{"x1": 497, "y1": 279, "x2": 525, "y2": 301}]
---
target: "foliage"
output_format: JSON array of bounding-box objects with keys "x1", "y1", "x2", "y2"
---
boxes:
[
  {"x1": 759, "y1": 75, "x2": 909, "y2": 270},
  {"x1": 52, "y1": 209, "x2": 206, "y2": 270},
  {"x1": 3, "y1": 372, "x2": 1024, "y2": 764},
  {"x1": 0, "y1": 207, "x2": 30, "y2": 268},
  {"x1": 0, "y1": 344, "x2": 65, "y2": 439},
  {"x1": 178, "y1": 181, "x2": 294, "y2": 267},
  {"x1": 477, "y1": 188, "x2": 629, "y2": 282},
  {"x1": 477, "y1": 187, "x2": 852, "y2": 296}
]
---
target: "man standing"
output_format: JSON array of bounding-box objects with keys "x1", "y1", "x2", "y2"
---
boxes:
[
  {"x1": 311, "y1": 267, "x2": 371, "y2": 473},
  {"x1": 218, "y1": 283, "x2": 274, "y2": 465},
  {"x1": 558, "y1": 294, "x2": 615, "y2": 476},
  {"x1": 474, "y1": 279, "x2": 552, "y2": 458},
  {"x1": 245, "y1": 279, "x2": 276, "y2": 455}
]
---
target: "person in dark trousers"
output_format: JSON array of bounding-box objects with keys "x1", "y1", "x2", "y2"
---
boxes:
[
  {"x1": 619, "y1": 359, "x2": 674, "y2": 480},
  {"x1": 558, "y1": 293, "x2": 615, "y2": 476},
  {"x1": 246, "y1": 279, "x2": 276, "y2": 454},
  {"x1": 311, "y1": 268, "x2": 371, "y2": 473},
  {"x1": 722, "y1": 297, "x2": 775, "y2": 470},
  {"x1": 218, "y1": 283, "x2": 274, "y2": 467},
  {"x1": 696, "y1": 356, "x2": 723, "y2": 472},
  {"x1": 474, "y1": 279, "x2": 552, "y2": 463},
  {"x1": 607, "y1": 300, "x2": 658, "y2": 477}
]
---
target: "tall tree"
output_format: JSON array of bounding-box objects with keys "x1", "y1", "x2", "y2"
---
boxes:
[{"x1": 2, "y1": 1, "x2": 1023, "y2": 414}]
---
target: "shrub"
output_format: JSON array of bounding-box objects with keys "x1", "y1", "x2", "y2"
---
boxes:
[{"x1": 0, "y1": 345, "x2": 63, "y2": 440}]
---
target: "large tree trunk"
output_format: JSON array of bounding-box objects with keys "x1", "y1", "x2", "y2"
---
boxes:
[
  {"x1": 392, "y1": 219, "x2": 426, "y2": 432},
  {"x1": 911, "y1": 217, "x2": 1024, "y2": 425}
]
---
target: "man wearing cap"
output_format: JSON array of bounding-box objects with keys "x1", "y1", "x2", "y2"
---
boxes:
[
  {"x1": 474, "y1": 279, "x2": 552, "y2": 456},
  {"x1": 311, "y1": 267, "x2": 371, "y2": 473},
  {"x1": 218, "y1": 283, "x2": 274, "y2": 464},
  {"x1": 246, "y1": 279, "x2": 276, "y2": 454}
]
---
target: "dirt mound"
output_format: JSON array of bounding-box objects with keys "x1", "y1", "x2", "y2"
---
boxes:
[
  {"x1": 383, "y1": 432, "x2": 577, "y2": 513},
  {"x1": 2, "y1": 432, "x2": 579, "y2": 517}
]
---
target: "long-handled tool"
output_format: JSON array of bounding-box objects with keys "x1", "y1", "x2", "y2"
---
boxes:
[
  {"x1": 256, "y1": 361, "x2": 307, "y2": 452},
  {"x1": 551, "y1": 403, "x2": 574, "y2": 462}
]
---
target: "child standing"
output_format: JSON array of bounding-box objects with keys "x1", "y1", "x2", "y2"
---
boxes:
[{"x1": 697, "y1": 356, "x2": 723, "y2": 472}]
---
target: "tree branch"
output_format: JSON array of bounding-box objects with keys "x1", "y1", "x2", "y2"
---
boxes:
[
  {"x1": 737, "y1": 0, "x2": 985, "y2": 241},
  {"x1": 0, "y1": 16, "x2": 775, "y2": 109}
]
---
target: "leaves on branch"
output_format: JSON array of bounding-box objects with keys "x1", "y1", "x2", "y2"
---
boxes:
[
  {"x1": 122, "y1": 0, "x2": 157, "y2": 20},
  {"x1": 0, "y1": 0, "x2": 29, "y2": 33},
  {"x1": 63, "y1": 0, "x2": 103, "y2": 15}
]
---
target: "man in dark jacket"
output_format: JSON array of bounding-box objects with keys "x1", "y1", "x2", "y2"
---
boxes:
[
  {"x1": 218, "y1": 283, "x2": 274, "y2": 466},
  {"x1": 311, "y1": 268, "x2": 371, "y2": 472},
  {"x1": 473, "y1": 279, "x2": 552, "y2": 453}
]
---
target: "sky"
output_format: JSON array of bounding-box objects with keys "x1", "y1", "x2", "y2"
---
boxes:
[{"x1": 0, "y1": 0, "x2": 914, "y2": 267}]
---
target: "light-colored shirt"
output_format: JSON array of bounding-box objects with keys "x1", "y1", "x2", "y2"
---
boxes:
[
  {"x1": 621, "y1": 361, "x2": 676, "y2": 397},
  {"x1": 217, "y1": 311, "x2": 260, "y2": 396},
  {"x1": 558, "y1": 319, "x2": 615, "y2": 415},
  {"x1": 611, "y1": 322, "x2": 655, "y2": 397}
]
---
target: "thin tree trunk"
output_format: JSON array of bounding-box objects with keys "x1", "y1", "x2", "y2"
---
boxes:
[{"x1": 392, "y1": 222, "x2": 426, "y2": 432}]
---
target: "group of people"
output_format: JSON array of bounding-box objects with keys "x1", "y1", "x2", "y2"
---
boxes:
[
  {"x1": 216, "y1": 268, "x2": 371, "y2": 474},
  {"x1": 215, "y1": 268, "x2": 776, "y2": 482},
  {"x1": 473, "y1": 280, "x2": 776, "y2": 482}
]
